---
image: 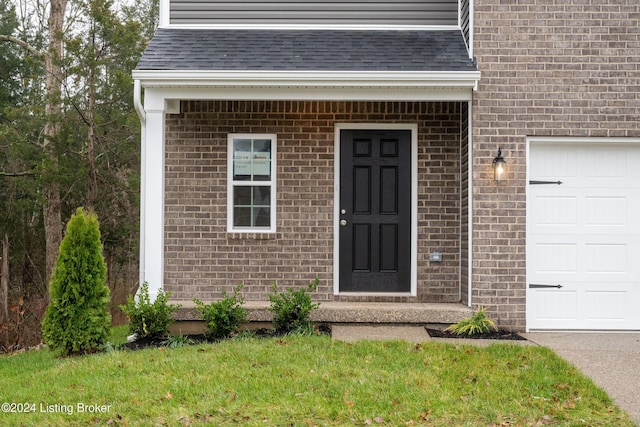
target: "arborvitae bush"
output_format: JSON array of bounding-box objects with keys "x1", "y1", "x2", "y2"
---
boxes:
[{"x1": 41, "y1": 208, "x2": 111, "y2": 356}]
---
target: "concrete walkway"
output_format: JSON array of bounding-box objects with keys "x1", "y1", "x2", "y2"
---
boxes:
[
  {"x1": 525, "y1": 332, "x2": 640, "y2": 426},
  {"x1": 331, "y1": 325, "x2": 640, "y2": 425}
]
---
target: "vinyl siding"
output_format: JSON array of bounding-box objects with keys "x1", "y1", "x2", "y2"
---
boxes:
[
  {"x1": 460, "y1": 0, "x2": 470, "y2": 48},
  {"x1": 170, "y1": 0, "x2": 459, "y2": 26}
]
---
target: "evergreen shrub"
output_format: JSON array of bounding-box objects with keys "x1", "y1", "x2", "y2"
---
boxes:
[
  {"x1": 193, "y1": 284, "x2": 247, "y2": 340},
  {"x1": 120, "y1": 282, "x2": 180, "y2": 340},
  {"x1": 41, "y1": 208, "x2": 111, "y2": 356},
  {"x1": 268, "y1": 278, "x2": 320, "y2": 333}
]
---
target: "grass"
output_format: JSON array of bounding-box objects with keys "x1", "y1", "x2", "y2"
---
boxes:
[{"x1": 0, "y1": 326, "x2": 634, "y2": 426}]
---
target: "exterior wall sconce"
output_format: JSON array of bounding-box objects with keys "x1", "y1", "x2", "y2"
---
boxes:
[{"x1": 492, "y1": 147, "x2": 506, "y2": 182}]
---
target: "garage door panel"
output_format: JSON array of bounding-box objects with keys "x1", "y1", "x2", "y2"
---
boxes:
[
  {"x1": 531, "y1": 144, "x2": 640, "y2": 182},
  {"x1": 531, "y1": 235, "x2": 639, "y2": 281},
  {"x1": 584, "y1": 290, "x2": 627, "y2": 321},
  {"x1": 532, "y1": 243, "x2": 577, "y2": 274},
  {"x1": 585, "y1": 196, "x2": 627, "y2": 227},
  {"x1": 530, "y1": 147, "x2": 577, "y2": 180},
  {"x1": 584, "y1": 243, "x2": 627, "y2": 274},
  {"x1": 530, "y1": 285, "x2": 639, "y2": 329},
  {"x1": 530, "y1": 190, "x2": 640, "y2": 234},
  {"x1": 533, "y1": 290, "x2": 577, "y2": 321},
  {"x1": 530, "y1": 196, "x2": 577, "y2": 226},
  {"x1": 528, "y1": 142, "x2": 640, "y2": 330}
]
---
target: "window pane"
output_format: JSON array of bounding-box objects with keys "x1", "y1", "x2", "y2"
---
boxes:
[
  {"x1": 233, "y1": 138, "x2": 272, "y2": 180},
  {"x1": 233, "y1": 186, "x2": 252, "y2": 206},
  {"x1": 233, "y1": 139, "x2": 252, "y2": 153},
  {"x1": 233, "y1": 139, "x2": 253, "y2": 180},
  {"x1": 251, "y1": 140, "x2": 271, "y2": 180},
  {"x1": 254, "y1": 207, "x2": 271, "y2": 227},
  {"x1": 253, "y1": 139, "x2": 271, "y2": 153},
  {"x1": 233, "y1": 207, "x2": 251, "y2": 227},
  {"x1": 253, "y1": 186, "x2": 271, "y2": 206}
]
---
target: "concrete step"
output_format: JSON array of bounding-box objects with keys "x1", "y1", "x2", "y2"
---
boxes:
[{"x1": 174, "y1": 301, "x2": 473, "y2": 325}]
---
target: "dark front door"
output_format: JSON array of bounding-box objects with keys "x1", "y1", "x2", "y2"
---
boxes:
[{"x1": 339, "y1": 129, "x2": 412, "y2": 292}]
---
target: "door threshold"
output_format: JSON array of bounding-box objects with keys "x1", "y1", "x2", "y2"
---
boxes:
[{"x1": 337, "y1": 292, "x2": 414, "y2": 297}]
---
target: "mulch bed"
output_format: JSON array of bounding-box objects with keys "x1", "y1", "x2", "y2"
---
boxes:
[
  {"x1": 120, "y1": 323, "x2": 333, "y2": 351},
  {"x1": 120, "y1": 335, "x2": 208, "y2": 351},
  {"x1": 425, "y1": 327, "x2": 527, "y2": 341}
]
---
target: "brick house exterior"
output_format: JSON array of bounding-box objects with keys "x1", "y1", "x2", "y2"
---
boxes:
[
  {"x1": 134, "y1": 0, "x2": 640, "y2": 331},
  {"x1": 472, "y1": 0, "x2": 640, "y2": 330},
  {"x1": 164, "y1": 101, "x2": 468, "y2": 303}
]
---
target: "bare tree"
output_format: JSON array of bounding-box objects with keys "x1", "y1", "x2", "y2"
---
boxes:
[
  {"x1": 42, "y1": 0, "x2": 68, "y2": 286},
  {"x1": 0, "y1": 235, "x2": 8, "y2": 323},
  {"x1": 1, "y1": 0, "x2": 68, "y2": 285}
]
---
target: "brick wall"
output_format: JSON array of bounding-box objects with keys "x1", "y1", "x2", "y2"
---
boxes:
[
  {"x1": 473, "y1": 0, "x2": 640, "y2": 329},
  {"x1": 163, "y1": 101, "x2": 466, "y2": 303}
]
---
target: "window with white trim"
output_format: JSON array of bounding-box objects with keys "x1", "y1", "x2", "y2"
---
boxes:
[{"x1": 227, "y1": 134, "x2": 277, "y2": 232}]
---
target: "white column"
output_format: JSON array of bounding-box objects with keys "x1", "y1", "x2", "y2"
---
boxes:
[{"x1": 139, "y1": 92, "x2": 166, "y2": 301}]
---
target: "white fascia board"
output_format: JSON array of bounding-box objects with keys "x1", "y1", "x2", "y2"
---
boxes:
[
  {"x1": 133, "y1": 70, "x2": 479, "y2": 87},
  {"x1": 146, "y1": 86, "x2": 474, "y2": 102},
  {"x1": 161, "y1": 24, "x2": 462, "y2": 31}
]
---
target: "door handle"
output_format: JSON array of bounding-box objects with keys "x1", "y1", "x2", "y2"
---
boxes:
[{"x1": 340, "y1": 219, "x2": 347, "y2": 227}]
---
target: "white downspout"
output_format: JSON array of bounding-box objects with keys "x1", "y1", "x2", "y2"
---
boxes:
[
  {"x1": 134, "y1": 79, "x2": 146, "y2": 294},
  {"x1": 467, "y1": 99, "x2": 473, "y2": 308}
]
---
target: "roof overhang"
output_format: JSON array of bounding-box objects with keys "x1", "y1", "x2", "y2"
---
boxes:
[{"x1": 132, "y1": 70, "x2": 481, "y2": 102}]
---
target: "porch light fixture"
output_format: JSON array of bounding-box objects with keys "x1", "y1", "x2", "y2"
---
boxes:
[{"x1": 492, "y1": 147, "x2": 506, "y2": 182}]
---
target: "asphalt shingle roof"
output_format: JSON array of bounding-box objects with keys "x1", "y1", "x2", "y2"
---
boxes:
[{"x1": 136, "y1": 29, "x2": 476, "y2": 72}]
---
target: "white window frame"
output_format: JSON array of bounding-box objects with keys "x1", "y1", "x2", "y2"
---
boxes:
[{"x1": 227, "y1": 134, "x2": 277, "y2": 233}]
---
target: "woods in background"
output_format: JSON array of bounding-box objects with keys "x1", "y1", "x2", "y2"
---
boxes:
[{"x1": 0, "y1": 0, "x2": 159, "y2": 350}]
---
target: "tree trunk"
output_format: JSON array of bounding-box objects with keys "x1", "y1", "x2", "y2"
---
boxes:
[
  {"x1": 42, "y1": 0, "x2": 68, "y2": 286},
  {"x1": 0, "y1": 234, "x2": 8, "y2": 323},
  {"x1": 86, "y1": 64, "x2": 97, "y2": 209}
]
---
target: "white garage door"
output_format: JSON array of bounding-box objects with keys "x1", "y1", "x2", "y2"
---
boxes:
[{"x1": 527, "y1": 142, "x2": 640, "y2": 330}]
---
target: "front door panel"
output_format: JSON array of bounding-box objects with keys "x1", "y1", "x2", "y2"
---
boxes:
[{"x1": 339, "y1": 130, "x2": 411, "y2": 292}]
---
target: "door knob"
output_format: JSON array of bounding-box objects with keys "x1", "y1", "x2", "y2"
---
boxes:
[{"x1": 340, "y1": 219, "x2": 347, "y2": 227}]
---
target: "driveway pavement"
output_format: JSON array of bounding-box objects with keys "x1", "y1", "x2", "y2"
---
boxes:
[{"x1": 525, "y1": 332, "x2": 640, "y2": 426}]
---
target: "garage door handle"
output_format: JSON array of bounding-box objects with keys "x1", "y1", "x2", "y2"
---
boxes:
[{"x1": 529, "y1": 283, "x2": 563, "y2": 289}]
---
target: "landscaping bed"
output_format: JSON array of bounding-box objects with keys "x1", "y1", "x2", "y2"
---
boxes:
[
  {"x1": 121, "y1": 323, "x2": 333, "y2": 351},
  {"x1": 425, "y1": 327, "x2": 527, "y2": 341}
]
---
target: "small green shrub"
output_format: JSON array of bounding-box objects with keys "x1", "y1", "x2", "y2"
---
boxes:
[
  {"x1": 41, "y1": 208, "x2": 111, "y2": 356},
  {"x1": 193, "y1": 285, "x2": 247, "y2": 340},
  {"x1": 268, "y1": 278, "x2": 320, "y2": 333},
  {"x1": 162, "y1": 335, "x2": 195, "y2": 348},
  {"x1": 119, "y1": 282, "x2": 181, "y2": 340},
  {"x1": 445, "y1": 307, "x2": 498, "y2": 336}
]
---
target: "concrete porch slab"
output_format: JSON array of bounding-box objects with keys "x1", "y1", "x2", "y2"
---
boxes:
[
  {"x1": 331, "y1": 325, "x2": 431, "y2": 343},
  {"x1": 174, "y1": 301, "x2": 473, "y2": 325}
]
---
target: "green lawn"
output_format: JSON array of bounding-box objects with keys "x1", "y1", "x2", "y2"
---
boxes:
[{"x1": 0, "y1": 327, "x2": 633, "y2": 426}]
